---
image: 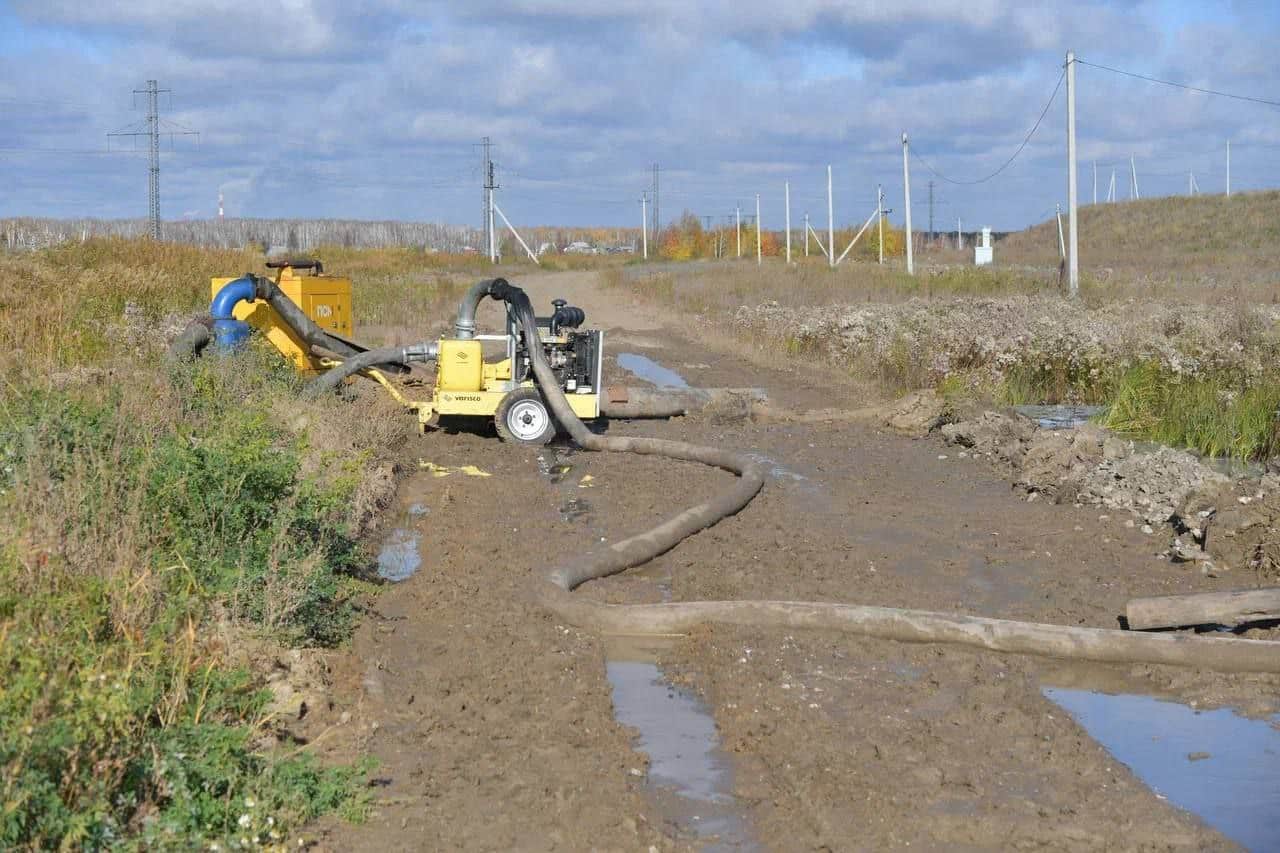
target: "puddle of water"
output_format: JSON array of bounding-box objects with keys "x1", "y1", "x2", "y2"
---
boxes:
[
  {"x1": 604, "y1": 638, "x2": 756, "y2": 849},
  {"x1": 1043, "y1": 687, "x2": 1280, "y2": 851},
  {"x1": 1014, "y1": 404, "x2": 1105, "y2": 429},
  {"x1": 617, "y1": 352, "x2": 690, "y2": 389},
  {"x1": 376, "y1": 528, "x2": 421, "y2": 582}
]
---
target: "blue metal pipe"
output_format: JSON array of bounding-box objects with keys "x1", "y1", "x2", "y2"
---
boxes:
[{"x1": 210, "y1": 275, "x2": 256, "y2": 350}]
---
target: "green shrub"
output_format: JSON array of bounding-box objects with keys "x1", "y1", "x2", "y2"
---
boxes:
[{"x1": 0, "y1": 352, "x2": 374, "y2": 848}]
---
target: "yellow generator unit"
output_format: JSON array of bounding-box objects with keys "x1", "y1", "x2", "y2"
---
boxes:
[{"x1": 211, "y1": 259, "x2": 351, "y2": 371}]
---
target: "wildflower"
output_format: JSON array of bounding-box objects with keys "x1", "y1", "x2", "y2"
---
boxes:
[
  {"x1": 244, "y1": 796, "x2": 256, "y2": 808},
  {"x1": 238, "y1": 814, "x2": 252, "y2": 828}
]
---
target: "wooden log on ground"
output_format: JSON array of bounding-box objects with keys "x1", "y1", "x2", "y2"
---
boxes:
[{"x1": 1126, "y1": 588, "x2": 1280, "y2": 631}]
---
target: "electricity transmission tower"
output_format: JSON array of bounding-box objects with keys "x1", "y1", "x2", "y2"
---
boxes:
[{"x1": 107, "y1": 80, "x2": 198, "y2": 240}]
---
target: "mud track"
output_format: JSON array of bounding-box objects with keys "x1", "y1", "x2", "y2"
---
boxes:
[{"x1": 305, "y1": 271, "x2": 1276, "y2": 851}]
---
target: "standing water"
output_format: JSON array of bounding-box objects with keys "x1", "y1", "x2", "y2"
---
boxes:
[
  {"x1": 1014, "y1": 404, "x2": 1105, "y2": 429},
  {"x1": 1043, "y1": 688, "x2": 1280, "y2": 851},
  {"x1": 617, "y1": 353, "x2": 690, "y2": 389},
  {"x1": 605, "y1": 639, "x2": 756, "y2": 849}
]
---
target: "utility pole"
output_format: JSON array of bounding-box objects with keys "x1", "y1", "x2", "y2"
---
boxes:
[
  {"x1": 784, "y1": 182, "x2": 791, "y2": 264},
  {"x1": 1130, "y1": 155, "x2": 1140, "y2": 200},
  {"x1": 1066, "y1": 50, "x2": 1079, "y2": 297},
  {"x1": 877, "y1": 185, "x2": 884, "y2": 265},
  {"x1": 804, "y1": 213, "x2": 809, "y2": 257},
  {"x1": 1108, "y1": 169, "x2": 1116, "y2": 203},
  {"x1": 735, "y1": 206, "x2": 741, "y2": 258},
  {"x1": 826, "y1": 165, "x2": 834, "y2": 269},
  {"x1": 640, "y1": 193, "x2": 648, "y2": 260},
  {"x1": 1227, "y1": 140, "x2": 1232, "y2": 197},
  {"x1": 902, "y1": 134, "x2": 914, "y2": 275},
  {"x1": 479, "y1": 137, "x2": 494, "y2": 259},
  {"x1": 755, "y1": 193, "x2": 762, "y2": 265},
  {"x1": 927, "y1": 180, "x2": 934, "y2": 245},
  {"x1": 107, "y1": 79, "x2": 197, "y2": 240},
  {"x1": 218, "y1": 191, "x2": 224, "y2": 220},
  {"x1": 486, "y1": 155, "x2": 498, "y2": 262}
]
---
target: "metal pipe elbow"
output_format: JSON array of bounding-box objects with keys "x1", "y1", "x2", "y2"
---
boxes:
[{"x1": 210, "y1": 274, "x2": 257, "y2": 350}]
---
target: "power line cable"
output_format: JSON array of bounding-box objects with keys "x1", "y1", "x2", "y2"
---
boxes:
[
  {"x1": 911, "y1": 67, "x2": 1065, "y2": 186},
  {"x1": 1076, "y1": 59, "x2": 1280, "y2": 108}
]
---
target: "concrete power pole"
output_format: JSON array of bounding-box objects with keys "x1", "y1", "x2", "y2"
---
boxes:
[
  {"x1": 736, "y1": 206, "x2": 741, "y2": 258},
  {"x1": 877, "y1": 185, "x2": 884, "y2": 265},
  {"x1": 108, "y1": 79, "x2": 197, "y2": 240},
  {"x1": 640, "y1": 193, "x2": 648, "y2": 260},
  {"x1": 826, "y1": 165, "x2": 834, "y2": 269},
  {"x1": 784, "y1": 182, "x2": 791, "y2": 264},
  {"x1": 1066, "y1": 50, "x2": 1079, "y2": 297},
  {"x1": 902, "y1": 134, "x2": 914, "y2": 275},
  {"x1": 486, "y1": 157, "x2": 498, "y2": 262},
  {"x1": 1130, "y1": 156, "x2": 1140, "y2": 200},
  {"x1": 755, "y1": 193, "x2": 762, "y2": 265},
  {"x1": 804, "y1": 213, "x2": 809, "y2": 257}
]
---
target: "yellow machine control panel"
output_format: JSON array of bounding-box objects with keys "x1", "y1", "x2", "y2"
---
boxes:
[{"x1": 211, "y1": 262, "x2": 352, "y2": 371}]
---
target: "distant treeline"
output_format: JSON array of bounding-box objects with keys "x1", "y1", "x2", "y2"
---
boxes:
[
  {"x1": 0, "y1": 218, "x2": 481, "y2": 253},
  {"x1": 0, "y1": 217, "x2": 644, "y2": 254}
]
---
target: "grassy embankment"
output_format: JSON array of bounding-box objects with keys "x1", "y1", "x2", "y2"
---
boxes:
[
  {"x1": 612, "y1": 192, "x2": 1280, "y2": 461},
  {"x1": 0, "y1": 239, "x2": 477, "y2": 848}
]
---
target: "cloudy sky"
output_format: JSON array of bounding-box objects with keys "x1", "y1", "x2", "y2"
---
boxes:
[{"x1": 2, "y1": 1, "x2": 1279, "y2": 231}]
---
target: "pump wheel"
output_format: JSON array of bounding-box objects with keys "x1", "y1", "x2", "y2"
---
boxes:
[{"x1": 495, "y1": 388, "x2": 556, "y2": 445}]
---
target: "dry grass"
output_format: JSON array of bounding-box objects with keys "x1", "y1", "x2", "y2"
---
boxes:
[{"x1": 999, "y1": 189, "x2": 1280, "y2": 300}]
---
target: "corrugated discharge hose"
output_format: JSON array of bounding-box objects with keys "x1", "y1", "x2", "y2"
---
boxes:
[{"x1": 484, "y1": 280, "x2": 1280, "y2": 674}]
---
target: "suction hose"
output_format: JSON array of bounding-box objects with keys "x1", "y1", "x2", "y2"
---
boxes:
[
  {"x1": 307, "y1": 342, "x2": 439, "y2": 396},
  {"x1": 252, "y1": 274, "x2": 360, "y2": 358},
  {"x1": 480, "y1": 280, "x2": 1280, "y2": 674}
]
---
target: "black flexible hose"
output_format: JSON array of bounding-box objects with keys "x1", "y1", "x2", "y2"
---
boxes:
[
  {"x1": 252, "y1": 274, "x2": 360, "y2": 358},
  {"x1": 166, "y1": 317, "x2": 213, "y2": 362}
]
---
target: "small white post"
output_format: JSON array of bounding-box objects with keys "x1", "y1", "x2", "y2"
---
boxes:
[
  {"x1": 902, "y1": 133, "x2": 914, "y2": 275},
  {"x1": 755, "y1": 193, "x2": 762, "y2": 265},
  {"x1": 804, "y1": 213, "x2": 809, "y2": 257},
  {"x1": 784, "y1": 182, "x2": 792, "y2": 264},
  {"x1": 640, "y1": 194, "x2": 648, "y2": 260},
  {"x1": 877, "y1": 185, "x2": 885, "y2": 265},
  {"x1": 826, "y1": 164, "x2": 835, "y2": 269},
  {"x1": 1130, "y1": 155, "x2": 1140, "y2": 200},
  {"x1": 1227, "y1": 140, "x2": 1232, "y2": 197},
  {"x1": 736, "y1": 206, "x2": 741, "y2": 258},
  {"x1": 1066, "y1": 50, "x2": 1079, "y2": 298},
  {"x1": 1056, "y1": 203, "x2": 1066, "y2": 260}
]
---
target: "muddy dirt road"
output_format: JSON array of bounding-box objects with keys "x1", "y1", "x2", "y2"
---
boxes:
[{"x1": 307, "y1": 270, "x2": 1278, "y2": 851}]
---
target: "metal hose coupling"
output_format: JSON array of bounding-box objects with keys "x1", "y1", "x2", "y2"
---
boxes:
[{"x1": 402, "y1": 342, "x2": 439, "y2": 363}]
